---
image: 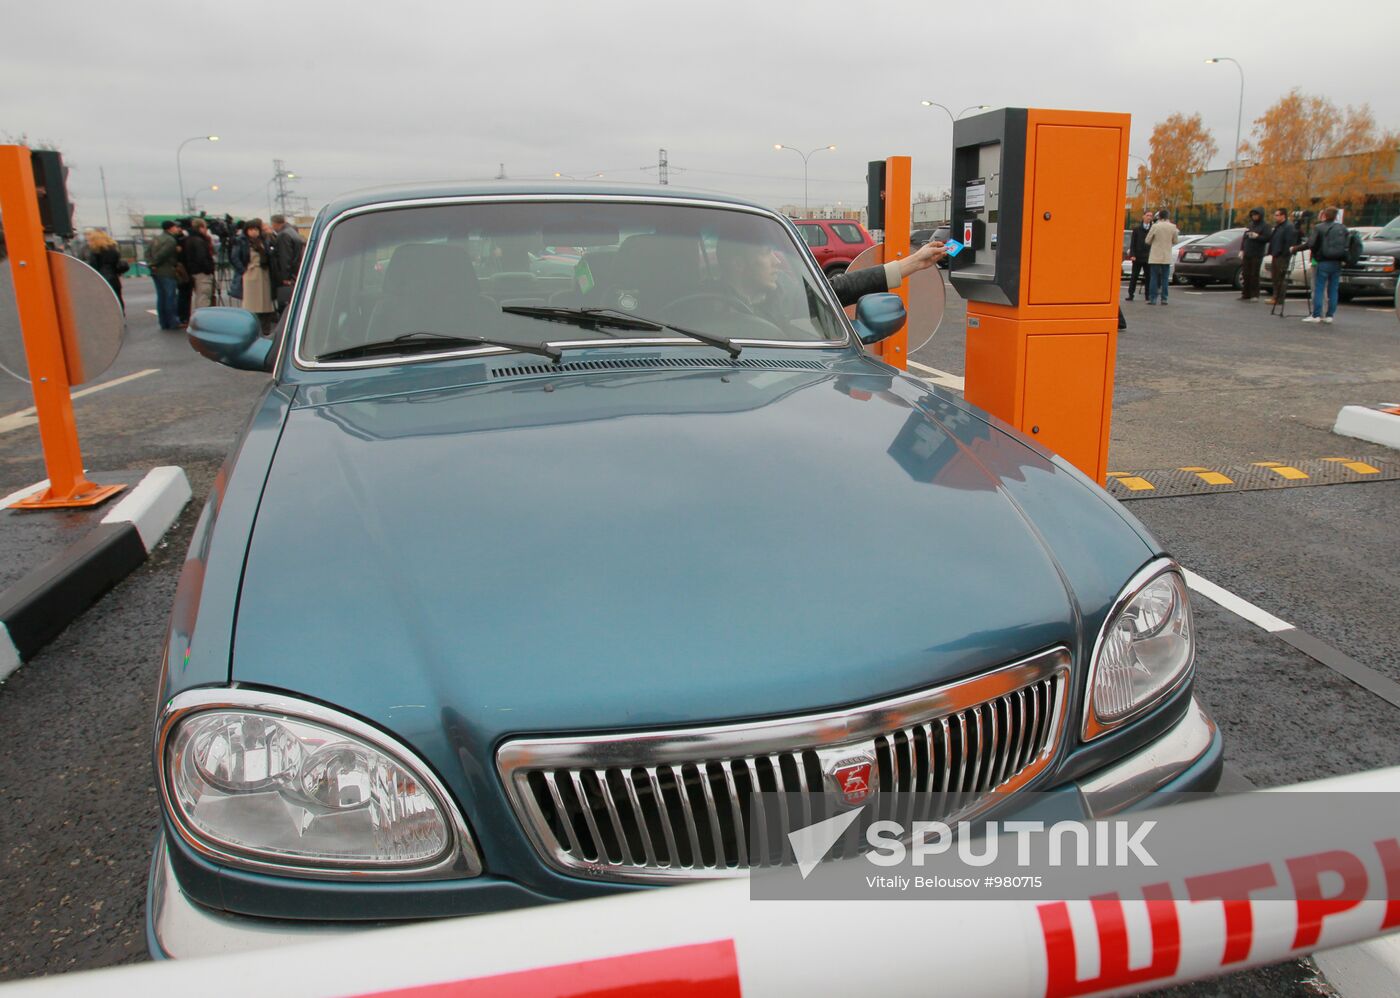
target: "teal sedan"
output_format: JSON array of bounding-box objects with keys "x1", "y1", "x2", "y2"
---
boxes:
[{"x1": 149, "y1": 185, "x2": 1220, "y2": 957}]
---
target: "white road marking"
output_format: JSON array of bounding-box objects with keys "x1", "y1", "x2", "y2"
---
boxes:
[
  {"x1": 906, "y1": 359, "x2": 965, "y2": 390},
  {"x1": 0, "y1": 479, "x2": 51, "y2": 508},
  {"x1": 1182, "y1": 569, "x2": 1291, "y2": 632},
  {"x1": 0, "y1": 368, "x2": 160, "y2": 435}
]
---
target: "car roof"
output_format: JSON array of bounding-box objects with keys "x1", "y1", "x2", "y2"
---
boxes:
[{"x1": 316, "y1": 182, "x2": 776, "y2": 221}]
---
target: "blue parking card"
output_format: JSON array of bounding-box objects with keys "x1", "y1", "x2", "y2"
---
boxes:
[{"x1": 944, "y1": 239, "x2": 965, "y2": 257}]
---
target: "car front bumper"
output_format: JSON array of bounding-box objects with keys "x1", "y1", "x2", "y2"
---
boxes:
[
  {"x1": 148, "y1": 696, "x2": 1221, "y2": 959},
  {"x1": 1341, "y1": 272, "x2": 1397, "y2": 295}
]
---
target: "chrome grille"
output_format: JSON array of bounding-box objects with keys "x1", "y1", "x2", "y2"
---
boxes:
[{"x1": 497, "y1": 648, "x2": 1069, "y2": 883}]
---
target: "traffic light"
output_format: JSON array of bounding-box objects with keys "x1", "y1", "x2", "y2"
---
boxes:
[{"x1": 30, "y1": 150, "x2": 74, "y2": 239}]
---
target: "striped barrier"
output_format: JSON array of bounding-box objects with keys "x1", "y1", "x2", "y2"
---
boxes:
[
  {"x1": 1104, "y1": 455, "x2": 1398, "y2": 499},
  {"x1": 4, "y1": 767, "x2": 1399, "y2": 997}
]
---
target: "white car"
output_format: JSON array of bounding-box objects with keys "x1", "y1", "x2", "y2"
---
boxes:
[{"x1": 1120, "y1": 233, "x2": 1204, "y2": 284}]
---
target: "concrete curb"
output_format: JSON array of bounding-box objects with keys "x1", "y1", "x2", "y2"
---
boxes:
[
  {"x1": 0, "y1": 466, "x2": 190, "y2": 681},
  {"x1": 1333, "y1": 405, "x2": 1400, "y2": 450},
  {"x1": 1316, "y1": 936, "x2": 1400, "y2": 998}
]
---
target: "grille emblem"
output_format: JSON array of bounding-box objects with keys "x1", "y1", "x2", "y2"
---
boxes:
[{"x1": 826, "y1": 751, "x2": 876, "y2": 808}]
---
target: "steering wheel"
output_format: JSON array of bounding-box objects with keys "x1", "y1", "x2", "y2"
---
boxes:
[
  {"x1": 662, "y1": 291, "x2": 755, "y2": 316},
  {"x1": 660, "y1": 291, "x2": 782, "y2": 335}
]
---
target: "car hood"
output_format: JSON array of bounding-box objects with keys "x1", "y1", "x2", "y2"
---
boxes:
[
  {"x1": 234, "y1": 358, "x2": 1097, "y2": 748},
  {"x1": 1361, "y1": 237, "x2": 1400, "y2": 255}
]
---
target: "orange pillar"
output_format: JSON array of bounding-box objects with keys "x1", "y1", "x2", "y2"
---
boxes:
[
  {"x1": 0, "y1": 145, "x2": 123, "y2": 508},
  {"x1": 878, "y1": 155, "x2": 911, "y2": 369}
]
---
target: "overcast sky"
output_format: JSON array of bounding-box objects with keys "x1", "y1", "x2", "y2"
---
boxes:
[{"x1": 4, "y1": 0, "x2": 1398, "y2": 234}]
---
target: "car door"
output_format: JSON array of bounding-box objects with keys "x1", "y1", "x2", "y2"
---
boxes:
[{"x1": 799, "y1": 223, "x2": 833, "y2": 267}]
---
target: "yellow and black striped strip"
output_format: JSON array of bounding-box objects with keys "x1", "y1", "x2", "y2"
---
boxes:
[{"x1": 1104, "y1": 455, "x2": 1397, "y2": 500}]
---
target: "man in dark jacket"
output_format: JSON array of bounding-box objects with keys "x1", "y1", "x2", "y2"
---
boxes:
[
  {"x1": 1239, "y1": 208, "x2": 1272, "y2": 301},
  {"x1": 269, "y1": 214, "x2": 305, "y2": 313},
  {"x1": 718, "y1": 238, "x2": 947, "y2": 326},
  {"x1": 1304, "y1": 207, "x2": 1348, "y2": 324},
  {"x1": 183, "y1": 217, "x2": 217, "y2": 310},
  {"x1": 1126, "y1": 211, "x2": 1153, "y2": 301},
  {"x1": 147, "y1": 220, "x2": 181, "y2": 330},
  {"x1": 1266, "y1": 208, "x2": 1299, "y2": 306}
]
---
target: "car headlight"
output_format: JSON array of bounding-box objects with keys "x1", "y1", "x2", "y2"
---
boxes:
[
  {"x1": 1083, "y1": 561, "x2": 1194, "y2": 740},
  {"x1": 158, "y1": 690, "x2": 482, "y2": 879}
]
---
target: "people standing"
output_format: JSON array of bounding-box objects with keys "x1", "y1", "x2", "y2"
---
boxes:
[
  {"x1": 1303, "y1": 207, "x2": 1348, "y2": 324},
  {"x1": 226, "y1": 221, "x2": 249, "y2": 307},
  {"x1": 1239, "y1": 208, "x2": 1271, "y2": 301},
  {"x1": 183, "y1": 217, "x2": 217, "y2": 312},
  {"x1": 269, "y1": 214, "x2": 305, "y2": 314},
  {"x1": 1267, "y1": 208, "x2": 1299, "y2": 306},
  {"x1": 147, "y1": 220, "x2": 181, "y2": 330},
  {"x1": 1144, "y1": 210, "x2": 1179, "y2": 305},
  {"x1": 82, "y1": 228, "x2": 127, "y2": 314},
  {"x1": 1126, "y1": 211, "x2": 1152, "y2": 301},
  {"x1": 240, "y1": 219, "x2": 276, "y2": 334}
]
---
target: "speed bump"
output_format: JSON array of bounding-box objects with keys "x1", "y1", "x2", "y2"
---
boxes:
[{"x1": 1103, "y1": 455, "x2": 1398, "y2": 500}]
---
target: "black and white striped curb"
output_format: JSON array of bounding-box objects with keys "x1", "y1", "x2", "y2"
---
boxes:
[{"x1": 0, "y1": 467, "x2": 191, "y2": 681}]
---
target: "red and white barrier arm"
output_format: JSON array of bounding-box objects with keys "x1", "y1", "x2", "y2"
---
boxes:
[{"x1": 6, "y1": 766, "x2": 1400, "y2": 998}]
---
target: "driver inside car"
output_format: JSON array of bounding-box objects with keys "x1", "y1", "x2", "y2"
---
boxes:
[{"x1": 716, "y1": 235, "x2": 949, "y2": 324}]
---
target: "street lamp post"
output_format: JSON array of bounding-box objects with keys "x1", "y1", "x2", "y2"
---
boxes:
[
  {"x1": 176, "y1": 135, "x2": 219, "y2": 214},
  {"x1": 773, "y1": 144, "x2": 835, "y2": 214},
  {"x1": 920, "y1": 103, "x2": 990, "y2": 223},
  {"x1": 920, "y1": 102, "x2": 991, "y2": 124},
  {"x1": 1128, "y1": 153, "x2": 1150, "y2": 207},
  {"x1": 1205, "y1": 57, "x2": 1244, "y2": 229}
]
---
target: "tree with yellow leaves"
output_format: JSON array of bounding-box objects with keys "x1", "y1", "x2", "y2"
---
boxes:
[
  {"x1": 1237, "y1": 90, "x2": 1399, "y2": 212},
  {"x1": 1146, "y1": 113, "x2": 1218, "y2": 215}
]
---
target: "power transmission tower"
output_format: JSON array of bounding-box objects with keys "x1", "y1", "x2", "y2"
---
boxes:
[
  {"x1": 658, "y1": 149, "x2": 668, "y2": 185},
  {"x1": 272, "y1": 159, "x2": 296, "y2": 217}
]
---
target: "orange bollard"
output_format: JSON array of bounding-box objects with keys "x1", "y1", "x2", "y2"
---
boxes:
[
  {"x1": 877, "y1": 155, "x2": 911, "y2": 370},
  {"x1": 0, "y1": 145, "x2": 124, "y2": 509}
]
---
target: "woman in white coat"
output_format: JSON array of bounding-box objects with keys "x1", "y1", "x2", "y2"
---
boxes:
[{"x1": 241, "y1": 219, "x2": 276, "y2": 333}]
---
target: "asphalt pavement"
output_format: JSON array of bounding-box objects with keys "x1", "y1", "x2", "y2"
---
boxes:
[{"x1": 0, "y1": 276, "x2": 1397, "y2": 991}]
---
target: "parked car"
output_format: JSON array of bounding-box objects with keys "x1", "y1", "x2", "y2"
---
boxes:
[
  {"x1": 912, "y1": 225, "x2": 952, "y2": 267},
  {"x1": 1169, "y1": 235, "x2": 1207, "y2": 284},
  {"x1": 1119, "y1": 233, "x2": 1205, "y2": 284},
  {"x1": 1263, "y1": 249, "x2": 1311, "y2": 294},
  {"x1": 1172, "y1": 228, "x2": 1246, "y2": 289},
  {"x1": 1341, "y1": 216, "x2": 1400, "y2": 301},
  {"x1": 793, "y1": 217, "x2": 875, "y2": 277},
  {"x1": 154, "y1": 184, "x2": 1221, "y2": 957}
]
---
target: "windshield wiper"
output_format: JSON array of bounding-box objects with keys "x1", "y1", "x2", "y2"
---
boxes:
[
  {"x1": 317, "y1": 331, "x2": 562, "y2": 363},
  {"x1": 501, "y1": 304, "x2": 741, "y2": 358}
]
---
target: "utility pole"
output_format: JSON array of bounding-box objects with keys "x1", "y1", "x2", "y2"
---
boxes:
[
  {"x1": 658, "y1": 149, "x2": 668, "y2": 185},
  {"x1": 99, "y1": 165, "x2": 113, "y2": 233},
  {"x1": 272, "y1": 158, "x2": 296, "y2": 217}
]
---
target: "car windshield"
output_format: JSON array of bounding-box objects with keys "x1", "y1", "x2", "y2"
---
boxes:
[
  {"x1": 299, "y1": 200, "x2": 847, "y2": 364},
  {"x1": 1372, "y1": 217, "x2": 1400, "y2": 240}
]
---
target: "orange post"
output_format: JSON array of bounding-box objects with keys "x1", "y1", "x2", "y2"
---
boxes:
[
  {"x1": 878, "y1": 155, "x2": 911, "y2": 369},
  {"x1": 960, "y1": 111, "x2": 1129, "y2": 484},
  {"x1": 0, "y1": 145, "x2": 123, "y2": 509}
]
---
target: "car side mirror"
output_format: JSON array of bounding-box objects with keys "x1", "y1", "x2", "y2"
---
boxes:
[
  {"x1": 188, "y1": 307, "x2": 272, "y2": 372},
  {"x1": 852, "y1": 292, "x2": 907, "y2": 345}
]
